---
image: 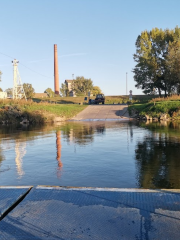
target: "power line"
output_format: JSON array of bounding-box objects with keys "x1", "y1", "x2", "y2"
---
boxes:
[
  {"x1": 0, "y1": 51, "x2": 13, "y2": 59},
  {"x1": 19, "y1": 62, "x2": 53, "y2": 79},
  {"x1": 0, "y1": 51, "x2": 53, "y2": 79}
]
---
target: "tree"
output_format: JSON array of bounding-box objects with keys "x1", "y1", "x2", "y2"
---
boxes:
[
  {"x1": 71, "y1": 76, "x2": 93, "y2": 96},
  {"x1": 44, "y1": 88, "x2": 54, "y2": 98},
  {"x1": 133, "y1": 27, "x2": 180, "y2": 97},
  {"x1": 135, "y1": 129, "x2": 180, "y2": 188},
  {"x1": 60, "y1": 83, "x2": 69, "y2": 97},
  {"x1": 0, "y1": 71, "x2": 2, "y2": 92},
  {"x1": 165, "y1": 40, "x2": 180, "y2": 94},
  {"x1": 5, "y1": 88, "x2": 13, "y2": 97},
  {"x1": 92, "y1": 86, "x2": 102, "y2": 96},
  {"x1": 23, "y1": 83, "x2": 35, "y2": 99}
]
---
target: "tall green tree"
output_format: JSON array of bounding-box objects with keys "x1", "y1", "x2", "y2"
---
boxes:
[
  {"x1": 92, "y1": 86, "x2": 102, "y2": 96},
  {"x1": 71, "y1": 76, "x2": 93, "y2": 96},
  {"x1": 60, "y1": 83, "x2": 69, "y2": 97},
  {"x1": 44, "y1": 88, "x2": 54, "y2": 97},
  {"x1": 165, "y1": 40, "x2": 180, "y2": 94},
  {"x1": 133, "y1": 27, "x2": 180, "y2": 97},
  {"x1": 23, "y1": 83, "x2": 35, "y2": 98}
]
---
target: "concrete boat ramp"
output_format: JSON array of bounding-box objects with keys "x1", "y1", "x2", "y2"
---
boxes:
[
  {"x1": 72, "y1": 105, "x2": 132, "y2": 121},
  {"x1": 0, "y1": 186, "x2": 180, "y2": 239}
]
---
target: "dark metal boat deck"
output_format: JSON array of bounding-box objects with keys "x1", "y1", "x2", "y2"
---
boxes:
[{"x1": 0, "y1": 186, "x2": 180, "y2": 239}]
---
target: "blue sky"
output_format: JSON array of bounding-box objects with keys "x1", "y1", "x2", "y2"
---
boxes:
[{"x1": 0, "y1": 0, "x2": 180, "y2": 95}]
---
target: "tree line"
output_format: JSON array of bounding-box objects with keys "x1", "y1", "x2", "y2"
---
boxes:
[
  {"x1": 133, "y1": 26, "x2": 180, "y2": 97},
  {"x1": 0, "y1": 75, "x2": 102, "y2": 99},
  {"x1": 60, "y1": 76, "x2": 102, "y2": 97}
]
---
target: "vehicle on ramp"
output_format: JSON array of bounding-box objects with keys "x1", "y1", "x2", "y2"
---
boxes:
[{"x1": 89, "y1": 94, "x2": 105, "y2": 104}]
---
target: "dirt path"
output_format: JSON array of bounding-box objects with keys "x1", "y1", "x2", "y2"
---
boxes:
[{"x1": 71, "y1": 105, "x2": 131, "y2": 121}]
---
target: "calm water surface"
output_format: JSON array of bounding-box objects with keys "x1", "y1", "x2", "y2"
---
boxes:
[{"x1": 0, "y1": 121, "x2": 180, "y2": 189}]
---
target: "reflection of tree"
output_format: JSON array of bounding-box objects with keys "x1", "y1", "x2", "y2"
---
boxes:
[
  {"x1": 96, "y1": 124, "x2": 105, "y2": 134},
  {"x1": 0, "y1": 123, "x2": 59, "y2": 141},
  {"x1": 139, "y1": 121, "x2": 180, "y2": 135},
  {"x1": 61, "y1": 123, "x2": 95, "y2": 145},
  {"x1": 0, "y1": 146, "x2": 5, "y2": 172},
  {"x1": 61, "y1": 122, "x2": 108, "y2": 145},
  {"x1": 135, "y1": 132, "x2": 180, "y2": 189}
]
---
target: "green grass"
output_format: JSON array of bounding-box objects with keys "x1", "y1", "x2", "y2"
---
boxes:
[
  {"x1": 129, "y1": 102, "x2": 152, "y2": 112},
  {"x1": 33, "y1": 95, "x2": 135, "y2": 105},
  {"x1": 0, "y1": 99, "x2": 87, "y2": 123},
  {"x1": 129, "y1": 100, "x2": 180, "y2": 118},
  {"x1": 33, "y1": 96, "x2": 87, "y2": 104},
  {"x1": 33, "y1": 94, "x2": 166, "y2": 105},
  {"x1": 23, "y1": 104, "x2": 87, "y2": 118},
  {"x1": 105, "y1": 96, "x2": 129, "y2": 104}
]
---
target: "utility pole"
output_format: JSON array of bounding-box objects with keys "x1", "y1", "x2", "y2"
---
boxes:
[
  {"x1": 12, "y1": 59, "x2": 26, "y2": 100},
  {"x1": 126, "y1": 72, "x2": 128, "y2": 96}
]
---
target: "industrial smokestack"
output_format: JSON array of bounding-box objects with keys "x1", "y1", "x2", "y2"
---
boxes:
[{"x1": 54, "y1": 44, "x2": 59, "y2": 94}]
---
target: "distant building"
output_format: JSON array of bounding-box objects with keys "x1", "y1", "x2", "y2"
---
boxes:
[
  {"x1": 64, "y1": 80, "x2": 76, "y2": 97},
  {"x1": 0, "y1": 92, "x2": 7, "y2": 99}
]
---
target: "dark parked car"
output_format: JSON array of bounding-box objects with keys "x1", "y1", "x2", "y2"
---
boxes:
[{"x1": 89, "y1": 94, "x2": 105, "y2": 104}]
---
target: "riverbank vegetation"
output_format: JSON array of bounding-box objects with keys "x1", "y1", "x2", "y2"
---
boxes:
[
  {"x1": 133, "y1": 26, "x2": 180, "y2": 97},
  {"x1": 0, "y1": 99, "x2": 87, "y2": 124},
  {"x1": 129, "y1": 95, "x2": 180, "y2": 120},
  {"x1": 33, "y1": 95, "x2": 134, "y2": 104},
  {"x1": 33, "y1": 94, "x2": 159, "y2": 105}
]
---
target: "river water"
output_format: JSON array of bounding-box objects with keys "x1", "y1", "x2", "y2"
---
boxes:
[{"x1": 0, "y1": 121, "x2": 180, "y2": 189}]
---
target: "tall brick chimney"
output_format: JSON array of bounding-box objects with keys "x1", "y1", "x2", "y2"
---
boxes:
[{"x1": 54, "y1": 44, "x2": 59, "y2": 94}]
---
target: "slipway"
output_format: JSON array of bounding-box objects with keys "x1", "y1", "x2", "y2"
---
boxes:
[{"x1": 0, "y1": 186, "x2": 180, "y2": 239}]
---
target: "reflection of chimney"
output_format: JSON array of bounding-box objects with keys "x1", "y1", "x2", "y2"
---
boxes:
[
  {"x1": 56, "y1": 131, "x2": 63, "y2": 169},
  {"x1": 54, "y1": 44, "x2": 59, "y2": 94}
]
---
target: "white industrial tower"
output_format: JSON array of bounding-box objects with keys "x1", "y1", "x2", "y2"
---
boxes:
[{"x1": 12, "y1": 59, "x2": 26, "y2": 100}]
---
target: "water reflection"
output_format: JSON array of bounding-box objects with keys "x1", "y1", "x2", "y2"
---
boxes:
[
  {"x1": 60, "y1": 122, "x2": 106, "y2": 145},
  {"x1": 56, "y1": 131, "x2": 63, "y2": 178},
  {"x1": 136, "y1": 122, "x2": 180, "y2": 189},
  {"x1": 0, "y1": 146, "x2": 5, "y2": 173},
  {"x1": 96, "y1": 124, "x2": 105, "y2": 134},
  {"x1": 61, "y1": 123, "x2": 94, "y2": 145},
  {"x1": 0, "y1": 121, "x2": 180, "y2": 188},
  {"x1": 15, "y1": 140, "x2": 26, "y2": 178}
]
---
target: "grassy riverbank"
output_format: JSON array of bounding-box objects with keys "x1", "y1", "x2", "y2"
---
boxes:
[
  {"x1": 33, "y1": 95, "x2": 141, "y2": 104},
  {"x1": 0, "y1": 99, "x2": 87, "y2": 123},
  {"x1": 33, "y1": 94, "x2": 159, "y2": 105},
  {"x1": 129, "y1": 96, "x2": 180, "y2": 120}
]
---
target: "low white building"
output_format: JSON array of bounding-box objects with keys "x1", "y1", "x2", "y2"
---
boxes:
[
  {"x1": 0, "y1": 92, "x2": 7, "y2": 99},
  {"x1": 65, "y1": 80, "x2": 76, "y2": 97}
]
